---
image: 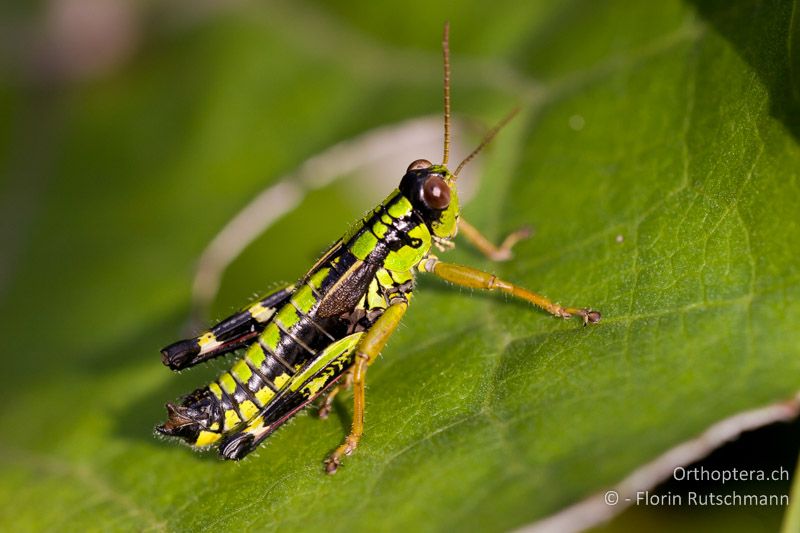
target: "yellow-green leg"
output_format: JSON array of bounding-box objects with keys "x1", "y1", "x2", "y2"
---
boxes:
[
  {"x1": 422, "y1": 256, "x2": 601, "y2": 324},
  {"x1": 458, "y1": 218, "x2": 531, "y2": 261},
  {"x1": 324, "y1": 301, "x2": 408, "y2": 474},
  {"x1": 318, "y1": 369, "x2": 353, "y2": 420}
]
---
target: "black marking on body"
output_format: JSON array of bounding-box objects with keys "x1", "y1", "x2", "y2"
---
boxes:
[
  {"x1": 364, "y1": 201, "x2": 424, "y2": 263},
  {"x1": 309, "y1": 240, "x2": 343, "y2": 273},
  {"x1": 231, "y1": 371, "x2": 261, "y2": 407},
  {"x1": 276, "y1": 321, "x2": 317, "y2": 356},
  {"x1": 217, "y1": 380, "x2": 244, "y2": 421},
  {"x1": 258, "y1": 338, "x2": 296, "y2": 374},
  {"x1": 246, "y1": 361, "x2": 277, "y2": 394},
  {"x1": 292, "y1": 300, "x2": 338, "y2": 342},
  {"x1": 324, "y1": 248, "x2": 356, "y2": 281}
]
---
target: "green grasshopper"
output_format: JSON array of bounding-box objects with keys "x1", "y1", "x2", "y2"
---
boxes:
[{"x1": 157, "y1": 24, "x2": 601, "y2": 474}]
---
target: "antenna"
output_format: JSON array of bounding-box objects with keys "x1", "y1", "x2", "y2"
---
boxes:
[
  {"x1": 453, "y1": 106, "x2": 520, "y2": 179},
  {"x1": 442, "y1": 22, "x2": 451, "y2": 166}
]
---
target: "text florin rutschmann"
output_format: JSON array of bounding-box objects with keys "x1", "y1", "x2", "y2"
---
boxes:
[{"x1": 635, "y1": 491, "x2": 788, "y2": 507}]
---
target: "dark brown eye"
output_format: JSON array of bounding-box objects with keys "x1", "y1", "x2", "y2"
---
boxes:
[
  {"x1": 407, "y1": 159, "x2": 432, "y2": 172},
  {"x1": 422, "y1": 175, "x2": 450, "y2": 210}
]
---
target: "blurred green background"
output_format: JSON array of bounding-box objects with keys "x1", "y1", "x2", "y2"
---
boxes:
[{"x1": 1, "y1": 0, "x2": 799, "y2": 531}]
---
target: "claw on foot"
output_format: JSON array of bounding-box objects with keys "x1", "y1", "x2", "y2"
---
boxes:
[
  {"x1": 558, "y1": 307, "x2": 602, "y2": 325},
  {"x1": 584, "y1": 309, "x2": 602, "y2": 325},
  {"x1": 512, "y1": 225, "x2": 534, "y2": 241},
  {"x1": 324, "y1": 455, "x2": 341, "y2": 475},
  {"x1": 324, "y1": 437, "x2": 358, "y2": 475},
  {"x1": 324, "y1": 448, "x2": 350, "y2": 475},
  {"x1": 575, "y1": 308, "x2": 601, "y2": 325}
]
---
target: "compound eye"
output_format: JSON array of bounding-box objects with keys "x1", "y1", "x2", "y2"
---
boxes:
[
  {"x1": 407, "y1": 159, "x2": 433, "y2": 172},
  {"x1": 422, "y1": 175, "x2": 450, "y2": 210}
]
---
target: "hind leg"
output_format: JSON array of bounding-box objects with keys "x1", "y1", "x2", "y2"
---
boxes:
[{"x1": 324, "y1": 301, "x2": 408, "y2": 474}]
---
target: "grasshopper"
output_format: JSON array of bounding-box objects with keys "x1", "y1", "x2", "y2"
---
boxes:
[{"x1": 157, "y1": 24, "x2": 601, "y2": 474}]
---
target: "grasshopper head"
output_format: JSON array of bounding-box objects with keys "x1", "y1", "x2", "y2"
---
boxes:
[{"x1": 399, "y1": 159, "x2": 459, "y2": 240}]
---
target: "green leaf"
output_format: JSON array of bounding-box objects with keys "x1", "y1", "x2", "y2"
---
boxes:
[{"x1": 1, "y1": 0, "x2": 798, "y2": 531}]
